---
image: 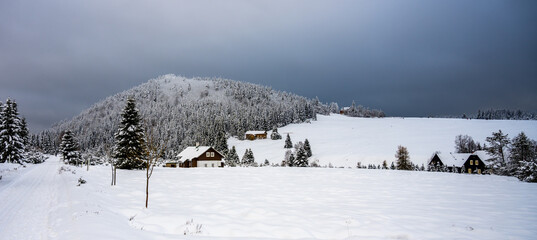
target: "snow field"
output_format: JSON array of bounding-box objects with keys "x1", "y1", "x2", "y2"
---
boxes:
[
  {"x1": 2, "y1": 157, "x2": 537, "y2": 239},
  {"x1": 56, "y1": 164, "x2": 537, "y2": 239},
  {"x1": 229, "y1": 114, "x2": 537, "y2": 167}
]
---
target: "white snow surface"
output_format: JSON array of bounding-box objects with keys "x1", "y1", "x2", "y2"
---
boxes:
[
  {"x1": 229, "y1": 114, "x2": 537, "y2": 167},
  {"x1": 2, "y1": 156, "x2": 537, "y2": 239}
]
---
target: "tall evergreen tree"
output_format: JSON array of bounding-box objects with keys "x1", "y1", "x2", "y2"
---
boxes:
[
  {"x1": 486, "y1": 130, "x2": 510, "y2": 174},
  {"x1": 59, "y1": 130, "x2": 81, "y2": 165},
  {"x1": 113, "y1": 98, "x2": 146, "y2": 169},
  {"x1": 510, "y1": 132, "x2": 537, "y2": 179},
  {"x1": 241, "y1": 148, "x2": 255, "y2": 166},
  {"x1": 295, "y1": 147, "x2": 309, "y2": 167},
  {"x1": 226, "y1": 146, "x2": 239, "y2": 167},
  {"x1": 214, "y1": 130, "x2": 229, "y2": 157},
  {"x1": 304, "y1": 138, "x2": 312, "y2": 157},
  {"x1": 284, "y1": 133, "x2": 293, "y2": 149},
  {"x1": 0, "y1": 99, "x2": 25, "y2": 164},
  {"x1": 395, "y1": 145, "x2": 412, "y2": 170}
]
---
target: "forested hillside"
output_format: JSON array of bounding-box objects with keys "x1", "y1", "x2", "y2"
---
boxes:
[{"x1": 32, "y1": 75, "x2": 374, "y2": 158}]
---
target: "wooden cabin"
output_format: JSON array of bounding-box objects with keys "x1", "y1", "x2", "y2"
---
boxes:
[
  {"x1": 172, "y1": 146, "x2": 225, "y2": 168},
  {"x1": 245, "y1": 131, "x2": 267, "y2": 140},
  {"x1": 428, "y1": 151, "x2": 490, "y2": 174},
  {"x1": 339, "y1": 107, "x2": 350, "y2": 114}
]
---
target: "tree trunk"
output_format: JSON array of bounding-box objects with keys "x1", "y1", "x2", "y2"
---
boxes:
[{"x1": 145, "y1": 174, "x2": 149, "y2": 208}]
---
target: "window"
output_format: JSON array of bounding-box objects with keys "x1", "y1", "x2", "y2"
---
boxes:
[
  {"x1": 478, "y1": 169, "x2": 481, "y2": 174},
  {"x1": 206, "y1": 152, "x2": 210, "y2": 157},
  {"x1": 475, "y1": 160, "x2": 479, "y2": 165},
  {"x1": 468, "y1": 168, "x2": 472, "y2": 174},
  {"x1": 204, "y1": 164, "x2": 207, "y2": 167},
  {"x1": 470, "y1": 160, "x2": 473, "y2": 165},
  {"x1": 211, "y1": 152, "x2": 215, "y2": 157}
]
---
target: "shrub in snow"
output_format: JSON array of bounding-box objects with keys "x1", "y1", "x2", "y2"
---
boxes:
[{"x1": 77, "y1": 177, "x2": 86, "y2": 186}]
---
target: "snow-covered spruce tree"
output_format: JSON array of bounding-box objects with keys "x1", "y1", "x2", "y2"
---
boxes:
[
  {"x1": 395, "y1": 145, "x2": 412, "y2": 170},
  {"x1": 295, "y1": 147, "x2": 309, "y2": 167},
  {"x1": 510, "y1": 132, "x2": 537, "y2": 179},
  {"x1": 113, "y1": 98, "x2": 146, "y2": 169},
  {"x1": 390, "y1": 162, "x2": 396, "y2": 170},
  {"x1": 270, "y1": 127, "x2": 282, "y2": 140},
  {"x1": 284, "y1": 133, "x2": 293, "y2": 149},
  {"x1": 485, "y1": 130, "x2": 510, "y2": 175},
  {"x1": 241, "y1": 148, "x2": 255, "y2": 167},
  {"x1": 517, "y1": 154, "x2": 537, "y2": 182},
  {"x1": 288, "y1": 153, "x2": 295, "y2": 167},
  {"x1": 59, "y1": 130, "x2": 81, "y2": 165},
  {"x1": 304, "y1": 139, "x2": 312, "y2": 157},
  {"x1": 0, "y1": 99, "x2": 25, "y2": 164},
  {"x1": 226, "y1": 146, "x2": 239, "y2": 167}
]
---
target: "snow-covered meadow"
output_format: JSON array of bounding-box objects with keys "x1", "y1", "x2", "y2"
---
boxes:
[
  {"x1": 2, "y1": 157, "x2": 537, "y2": 240},
  {"x1": 229, "y1": 114, "x2": 537, "y2": 167}
]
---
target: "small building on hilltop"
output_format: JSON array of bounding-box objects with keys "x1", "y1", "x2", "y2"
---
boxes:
[
  {"x1": 168, "y1": 146, "x2": 224, "y2": 168},
  {"x1": 245, "y1": 131, "x2": 267, "y2": 140},
  {"x1": 428, "y1": 151, "x2": 491, "y2": 174}
]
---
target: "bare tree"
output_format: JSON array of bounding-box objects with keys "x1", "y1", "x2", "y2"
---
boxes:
[
  {"x1": 141, "y1": 126, "x2": 167, "y2": 208},
  {"x1": 104, "y1": 144, "x2": 117, "y2": 186}
]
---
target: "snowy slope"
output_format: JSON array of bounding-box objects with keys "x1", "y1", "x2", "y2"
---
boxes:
[
  {"x1": 229, "y1": 114, "x2": 537, "y2": 167},
  {"x1": 2, "y1": 157, "x2": 537, "y2": 239}
]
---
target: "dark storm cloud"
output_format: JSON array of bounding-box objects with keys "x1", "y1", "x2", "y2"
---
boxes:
[{"x1": 1, "y1": 0, "x2": 536, "y2": 131}]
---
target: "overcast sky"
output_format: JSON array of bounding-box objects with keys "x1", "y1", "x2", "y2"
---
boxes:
[{"x1": 1, "y1": 0, "x2": 536, "y2": 132}]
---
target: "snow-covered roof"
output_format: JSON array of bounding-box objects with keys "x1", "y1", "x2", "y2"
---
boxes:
[
  {"x1": 473, "y1": 150, "x2": 493, "y2": 162},
  {"x1": 177, "y1": 146, "x2": 211, "y2": 161},
  {"x1": 431, "y1": 153, "x2": 469, "y2": 167},
  {"x1": 431, "y1": 151, "x2": 492, "y2": 167},
  {"x1": 342, "y1": 107, "x2": 350, "y2": 110},
  {"x1": 245, "y1": 131, "x2": 266, "y2": 135}
]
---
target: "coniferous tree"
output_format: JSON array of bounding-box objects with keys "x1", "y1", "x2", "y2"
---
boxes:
[
  {"x1": 486, "y1": 130, "x2": 510, "y2": 174},
  {"x1": 20, "y1": 117, "x2": 29, "y2": 147},
  {"x1": 113, "y1": 98, "x2": 146, "y2": 169},
  {"x1": 395, "y1": 145, "x2": 412, "y2": 170},
  {"x1": 390, "y1": 162, "x2": 396, "y2": 170},
  {"x1": 270, "y1": 127, "x2": 282, "y2": 140},
  {"x1": 295, "y1": 147, "x2": 309, "y2": 167},
  {"x1": 226, "y1": 146, "x2": 239, "y2": 167},
  {"x1": 288, "y1": 153, "x2": 295, "y2": 167},
  {"x1": 382, "y1": 160, "x2": 388, "y2": 169},
  {"x1": 0, "y1": 99, "x2": 25, "y2": 164},
  {"x1": 284, "y1": 133, "x2": 293, "y2": 148},
  {"x1": 59, "y1": 130, "x2": 81, "y2": 165},
  {"x1": 304, "y1": 139, "x2": 312, "y2": 157},
  {"x1": 510, "y1": 132, "x2": 537, "y2": 179}
]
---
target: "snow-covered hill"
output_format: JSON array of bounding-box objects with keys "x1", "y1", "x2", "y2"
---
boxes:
[
  {"x1": 229, "y1": 114, "x2": 537, "y2": 167},
  {"x1": 37, "y1": 74, "x2": 339, "y2": 157}
]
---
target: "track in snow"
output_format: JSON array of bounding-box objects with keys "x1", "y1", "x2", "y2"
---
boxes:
[{"x1": 0, "y1": 157, "x2": 63, "y2": 240}]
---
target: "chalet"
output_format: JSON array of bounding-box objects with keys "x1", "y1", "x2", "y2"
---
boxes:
[
  {"x1": 339, "y1": 107, "x2": 350, "y2": 114},
  {"x1": 245, "y1": 131, "x2": 267, "y2": 140},
  {"x1": 168, "y1": 146, "x2": 224, "y2": 168},
  {"x1": 428, "y1": 151, "x2": 492, "y2": 174}
]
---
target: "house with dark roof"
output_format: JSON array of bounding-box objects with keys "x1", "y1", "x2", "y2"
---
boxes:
[{"x1": 428, "y1": 151, "x2": 492, "y2": 174}]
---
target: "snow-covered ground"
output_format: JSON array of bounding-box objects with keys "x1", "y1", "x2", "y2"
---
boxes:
[
  {"x1": 229, "y1": 114, "x2": 537, "y2": 167},
  {"x1": 2, "y1": 156, "x2": 537, "y2": 240}
]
